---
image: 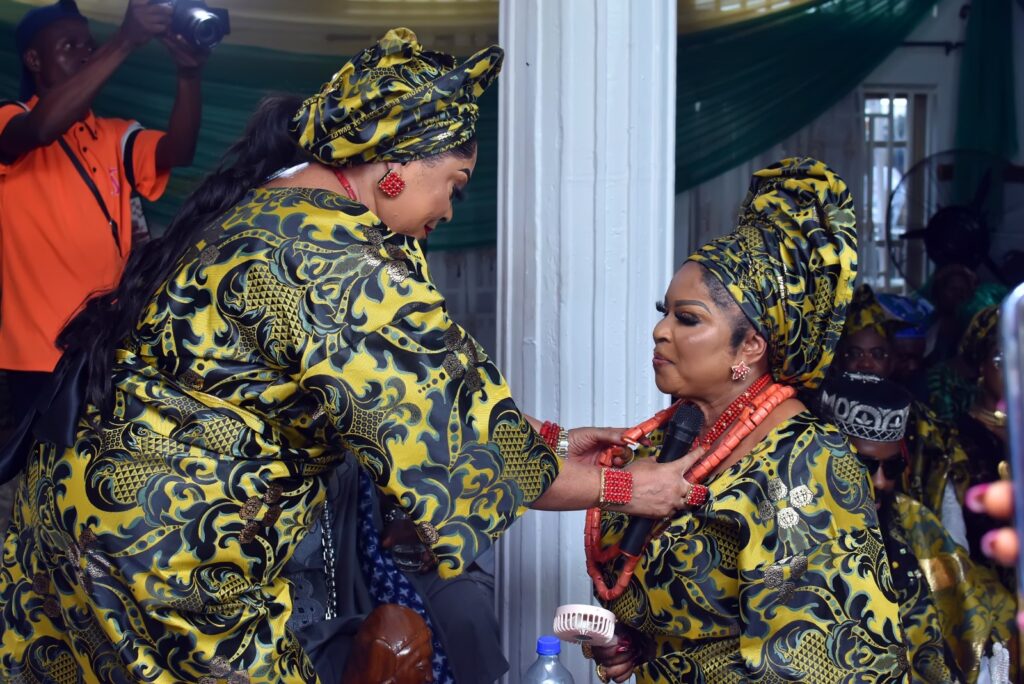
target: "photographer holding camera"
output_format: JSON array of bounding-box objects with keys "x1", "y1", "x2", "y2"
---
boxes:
[{"x1": 0, "y1": 0, "x2": 206, "y2": 417}]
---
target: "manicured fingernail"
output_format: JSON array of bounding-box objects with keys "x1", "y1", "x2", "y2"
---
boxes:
[
  {"x1": 965, "y1": 484, "x2": 990, "y2": 513},
  {"x1": 980, "y1": 529, "x2": 999, "y2": 558},
  {"x1": 1017, "y1": 611, "x2": 1024, "y2": 633}
]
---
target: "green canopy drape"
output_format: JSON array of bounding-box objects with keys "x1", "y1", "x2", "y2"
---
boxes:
[
  {"x1": 955, "y1": 0, "x2": 1018, "y2": 159},
  {"x1": 950, "y1": 0, "x2": 1019, "y2": 249},
  {"x1": 0, "y1": 0, "x2": 498, "y2": 250},
  {"x1": 676, "y1": 0, "x2": 938, "y2": 192}
]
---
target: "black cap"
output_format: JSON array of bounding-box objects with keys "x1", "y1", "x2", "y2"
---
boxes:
[{"x1": 819, "y1": 372, "x2": 912, "y2": 443}]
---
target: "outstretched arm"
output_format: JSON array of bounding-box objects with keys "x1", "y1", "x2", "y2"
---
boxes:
[
  {"x1": 0, "y1": 0, "x2": 171, "y2": 163},
  {"x1": 155, "y1": 34, "x2": 206, "y2": 170}
]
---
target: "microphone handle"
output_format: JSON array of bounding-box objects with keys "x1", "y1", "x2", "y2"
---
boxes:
[
  {"x1": 617, "y1": 432, "x2": 695, "y2": 558},
  {"x1": 618, "y1": 518, "x2": 655, "y2": 558}
]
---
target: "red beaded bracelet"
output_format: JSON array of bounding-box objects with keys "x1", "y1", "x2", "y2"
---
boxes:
[
  {"x1": 599, "y1": 468, "x2": 633, "y2": 507},
  {"x1": 540, "y1": 421, "x2": 561, "y2": 449}
]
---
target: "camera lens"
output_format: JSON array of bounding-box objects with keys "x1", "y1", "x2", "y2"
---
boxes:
[{"x1": 185, "y1": 8, "x2": 224, "y2": 48}]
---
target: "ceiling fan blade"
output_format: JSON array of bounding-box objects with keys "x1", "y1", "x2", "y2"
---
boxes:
[{"x1": 970, "y1": 167, "x2": 993, "y2": 212}]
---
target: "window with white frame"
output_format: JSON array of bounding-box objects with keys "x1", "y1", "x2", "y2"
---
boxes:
[{"x1": 863, "y1": 90, "x2": 931, "y2": 292}]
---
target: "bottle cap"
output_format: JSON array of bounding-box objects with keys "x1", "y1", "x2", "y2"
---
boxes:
[{"x1": 536, "y1": 635, "x2": 561, "y2": 656}]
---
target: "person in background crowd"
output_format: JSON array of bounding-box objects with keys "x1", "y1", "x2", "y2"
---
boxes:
[
  {"x1": 0, "y1": 0, "x2": 205, "y2": 422},
  {"x1": 836, "y1": 285, "x2": 971, "y2": 535},
  {"x1": 926, "y1": 264, "x2": 979, "y2": 367},
  {"x1": 821, "y1": 372, "x2": 1015, "y2": 684},
  {"x1": 927, "y1": 285, "x2": 1008, "y2": 423},
  {"x1": 942, "y1": 306, "x2": 1016, "y2": 591},
  {"x1": 876, "y1": 291, "x2": 933, "y2": 397}
]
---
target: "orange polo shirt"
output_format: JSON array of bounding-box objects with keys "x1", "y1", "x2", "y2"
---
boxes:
[{"x1": 0, "y1": 97, "x2": 169, "y2": 371}]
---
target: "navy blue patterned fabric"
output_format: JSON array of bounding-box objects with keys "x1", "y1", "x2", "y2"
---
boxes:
[{"x1": 356, "y1": 469, "x2": 454, "y2": 683}]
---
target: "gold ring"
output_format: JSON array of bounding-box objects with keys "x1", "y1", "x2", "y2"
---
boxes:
[
  {"x1": 596, "y1": 663, "x2": 610, "y2": 683},
  {"x1": 998, "y1": 459, "x2": 1010, "y2": 481},
  {"x1": 581, "y1": 642, "x2": 594, "y2": 660}
]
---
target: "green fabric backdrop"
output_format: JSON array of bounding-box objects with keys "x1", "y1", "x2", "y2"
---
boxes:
[
  {"x1": 676, "y1": 0, "x2": 938, "y2": 192},
  {"x1": 0, "y1": 0, "x2": 498, "y2": 250},
  {"x1": 955, "y1": 0, "x2": 1018, "y2": 159},
  {"x1": 950, "y1": 0, "x2": 1019, "y2": 245}
]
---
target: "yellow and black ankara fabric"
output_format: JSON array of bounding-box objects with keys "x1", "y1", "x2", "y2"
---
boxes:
[
  {"x1": 0, "y1": 188, "x2": 558, "y2": 682},
  {"x1": 689, "y1": 157, "x2": 858, "y2": 390},
  {"x1": 292, "y1": 27, "x2": 502, "y2": 166},
  {"x1": 958, "y1": 305, "x2": 1000, "y2": 368},
  {"x1": 598, "y1": 413, "x2": 908, "y2": 682},
  {"x1": 885, "y1": 493, "x2": 1017, "y2": 683},
  {"x1": 844, "y1": 283, "x2": 894, "y2": 338}
]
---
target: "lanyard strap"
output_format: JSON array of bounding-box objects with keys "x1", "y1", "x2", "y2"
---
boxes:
[{"x1": 57, "y1": 137, "x2": 121, "y2": 250}]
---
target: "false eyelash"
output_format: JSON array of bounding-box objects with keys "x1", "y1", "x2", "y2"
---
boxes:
[
  {"x1": 655, "y1": 301, "x2": 668, "y2": 315},
  {"x1": 452, "y1": 187, "x2": 467, "y2": 204}
]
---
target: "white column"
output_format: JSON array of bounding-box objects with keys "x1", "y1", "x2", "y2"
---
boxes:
[{"x1": 495, "y1": 1, "x2": 677, "y2": 680}]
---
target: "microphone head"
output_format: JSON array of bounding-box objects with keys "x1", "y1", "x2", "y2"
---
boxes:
[{"x1": 669, "y1": 402, "x2": 704, "y2": 444}]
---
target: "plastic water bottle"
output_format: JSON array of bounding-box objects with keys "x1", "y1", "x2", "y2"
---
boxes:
[{"x1": 522, "y1": 635, "x2": 576, "y2": 684}]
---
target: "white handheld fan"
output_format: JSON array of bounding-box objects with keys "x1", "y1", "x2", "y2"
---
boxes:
[{"x1": 552, "y1": 604, "x2": 617, "y2": 647}]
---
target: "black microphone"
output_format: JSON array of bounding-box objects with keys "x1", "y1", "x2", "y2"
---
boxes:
[{"x1": 618, "y1": 403, "x2": 704, "y2": 558}]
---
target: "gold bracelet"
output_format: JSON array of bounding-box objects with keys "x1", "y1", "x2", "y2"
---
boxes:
[
  {"x1": 556, "y1": 427, "x2": 570, "y2": 459},
  {"x1": 599, "y1": 467, "x2": 609, "y2": 509}
]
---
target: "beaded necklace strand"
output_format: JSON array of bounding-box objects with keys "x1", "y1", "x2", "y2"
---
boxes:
[{"x1": 696, "y1": 374, "x2": 772, "y2": 449}]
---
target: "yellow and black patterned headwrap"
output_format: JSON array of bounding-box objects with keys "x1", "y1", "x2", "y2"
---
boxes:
[
  {"x1": 689, "y1": 158, "x2": 858, "y2": 390},
  {"x1": 844, "y1": 284, "x2": 892, "y2": 339},
  {"x1": 958, "y1": 305, "x2": 1000, "y2": 368},
  {"x1": 292, "y1": 27, "x2": 503, "y2": 166}
]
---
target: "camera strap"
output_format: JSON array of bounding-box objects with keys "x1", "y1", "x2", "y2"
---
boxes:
[{"x1": 57, "y1": 137, "x2": 121, "y2": 251}]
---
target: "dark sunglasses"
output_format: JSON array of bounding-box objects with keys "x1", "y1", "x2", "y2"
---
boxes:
[{"x1": 857, "y1": 453, "x2": 906, "y2": 480}]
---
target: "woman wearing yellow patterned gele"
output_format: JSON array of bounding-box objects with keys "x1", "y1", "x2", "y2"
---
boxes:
[
  {"x1": 0, "y1": 29, "x2": 697, "y2": 683},
  {"x1": 589, "y1": 159, "x2": 908, "y2": 683}
]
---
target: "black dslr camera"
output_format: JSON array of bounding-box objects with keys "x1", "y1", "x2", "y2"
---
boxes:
[{"x1": 153, "y1": 0, "x2": 231, "y2": 50}]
